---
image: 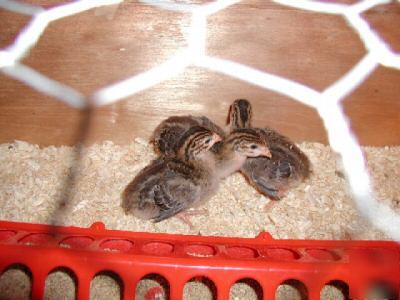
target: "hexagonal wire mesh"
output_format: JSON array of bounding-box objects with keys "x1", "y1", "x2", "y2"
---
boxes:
[
  {"x1": 0, "y1": 0, "x2": 399, "y2": 299},
  {"x1": 1, "y1": 0, "x2": 399, "y2": 238}
]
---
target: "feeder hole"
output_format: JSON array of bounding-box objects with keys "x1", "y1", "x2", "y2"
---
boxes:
[
  {"x1": 275, "y1": 279, "x2": 308, "y2": 300},
  {"x1": 365, "y1": 281, "x2": 398, "y2": 300},
  {"x1": 306, "y1": 248, "x2": 340, "y2": 261},
  {"x1": 19, "y1": 233, "x2": 53, "y2": 246},
  {"x1": 59, "y1": 236, "x2": 94, "y2": 249},
  {"x1": 99, "y1": 239, "x2": 134, "y2": 252},
  {"x1": 0, "y1": 264, "x2": 32, "y2": 300},
  {"x1": 320, "y1": 280, "x2": 349, "y2": 300},
  {"x1": 44, "y1": 267, "x2": 77, "y2": 300},
  {"x1": 184, "y1": 244, "x2": 216, "y2": 257},
  {"x1": 136, "y1": 273, "x2": 170, "y2": 300},
  {"x1": 142, "y1": 241, "x2": 174, "y2": 256},
  {"x1": 225, "y1": 246, "x2": 259, "y2": 259},
  {"x1": 229, "y1": 278, "x2": 263, "y2": 300},
  {"x1": 183, "y1": 276, "x2": 217, "y2": 300},
  {"x1": 90, "y1": 271, "x2": 123, "y2": 300},
  {"x1": 263, "y1": 247, "x2": 300, "y2": 261}
]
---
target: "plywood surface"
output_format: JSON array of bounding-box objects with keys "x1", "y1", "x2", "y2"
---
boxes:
[{"x1": 0, "y1": 0, "x2": 399, "y2": 146}]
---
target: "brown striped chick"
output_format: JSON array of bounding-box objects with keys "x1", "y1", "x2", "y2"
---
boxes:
[
  {"x1": 151, "y1": 115, "x2": 226, "y2": 157},
  {"x1": 228, "y1": 99, "x2": 311, "y2": 201},
  {"x1": 152, "y1": 114, "x2": 272, "y2": 179},
  {"x1": 213, "y1": 128, "x2": 272, "y2": 179},
  {"x1": 122, "y1": 126, "x2": 222, "y2": 223},
  {"x1": 228, "y1": 98, "x2": 253, "y2": 129}
]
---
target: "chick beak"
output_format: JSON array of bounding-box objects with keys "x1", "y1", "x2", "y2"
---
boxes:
[
  {"x1": 262, "y1": 147, "x2": 272, "y2": 158},
  {"x1": 213, "y1": 133, "x2": 222, "y2": 143}
]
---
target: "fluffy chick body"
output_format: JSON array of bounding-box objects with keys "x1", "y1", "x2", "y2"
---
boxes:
[
  {"x1": 243, "y1": 128, "x2": 310, "y2": 199},
  {"x1": 229, "y1": 99, "x2": 311, "y2": 199},
  {"x1": 122, "y1": 126, "x2": 220, "y2": 222}
]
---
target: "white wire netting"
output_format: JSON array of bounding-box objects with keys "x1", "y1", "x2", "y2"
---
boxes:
[{"x1": 0, "y1": 0, "x2": 399, "y2": 240}]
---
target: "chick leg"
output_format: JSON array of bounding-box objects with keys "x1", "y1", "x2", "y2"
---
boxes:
[
  {"x1": 264, "y1": 199, "x2": 278, "y2": 212},
  {"x1": 176, "y1": 208, "x2": 209, "y2": 229}
]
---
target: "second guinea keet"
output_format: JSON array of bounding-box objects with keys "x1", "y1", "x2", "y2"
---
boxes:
[
  {"x1": 228, "y1": 98, "x2": 253, "y2": 130},
  {"x1": 228, "y1": 99, "x2": 311, "y2": 200},
  {"x1": 151, "y1": 115, "x2": 226, "y2": 157},
  {"x1": 151, "y1": 114, "x2": 272, "y2": 180}
]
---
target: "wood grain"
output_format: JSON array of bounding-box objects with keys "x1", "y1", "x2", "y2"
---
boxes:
[{"x1": 0, "y1": 1, "x2": 399, "y2": 146}]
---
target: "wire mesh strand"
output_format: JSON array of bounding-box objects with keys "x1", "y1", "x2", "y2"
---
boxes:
[{"x1": 0, "y1": 0, "x2": 399, "y2": 240}]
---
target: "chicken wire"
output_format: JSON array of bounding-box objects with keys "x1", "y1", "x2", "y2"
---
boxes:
[{"x1": 0, "y1": 0, "x2": 399, "y2": 240}]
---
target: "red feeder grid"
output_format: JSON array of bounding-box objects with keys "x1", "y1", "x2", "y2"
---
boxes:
[{"x1": 0, "y1": 220, "x2": 399, "y2": 299}]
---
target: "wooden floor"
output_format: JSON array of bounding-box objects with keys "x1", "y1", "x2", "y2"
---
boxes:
[{"x1": 0, "y1": 1, "x2": 399, "y2": 146}]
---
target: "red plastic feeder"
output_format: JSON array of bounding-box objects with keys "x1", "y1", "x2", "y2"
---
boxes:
[{"x1": 0, "y1": 220, "x2": 399, "y2": 299}]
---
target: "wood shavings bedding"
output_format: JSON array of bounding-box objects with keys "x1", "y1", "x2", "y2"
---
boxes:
[
  {"x1": 0, "y1": 139, "x2": 399, "y2": 299},
  {"x1": 1, "y1": 139, "x2": 398, "y2": 240}
]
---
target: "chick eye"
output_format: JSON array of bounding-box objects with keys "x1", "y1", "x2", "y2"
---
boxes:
[
  {"x1": 250, "y1": 144, "x2": 258, "y2": 149},
  {"x1": 205, "y1": 138, "x2": 211, "y2": 144}
]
